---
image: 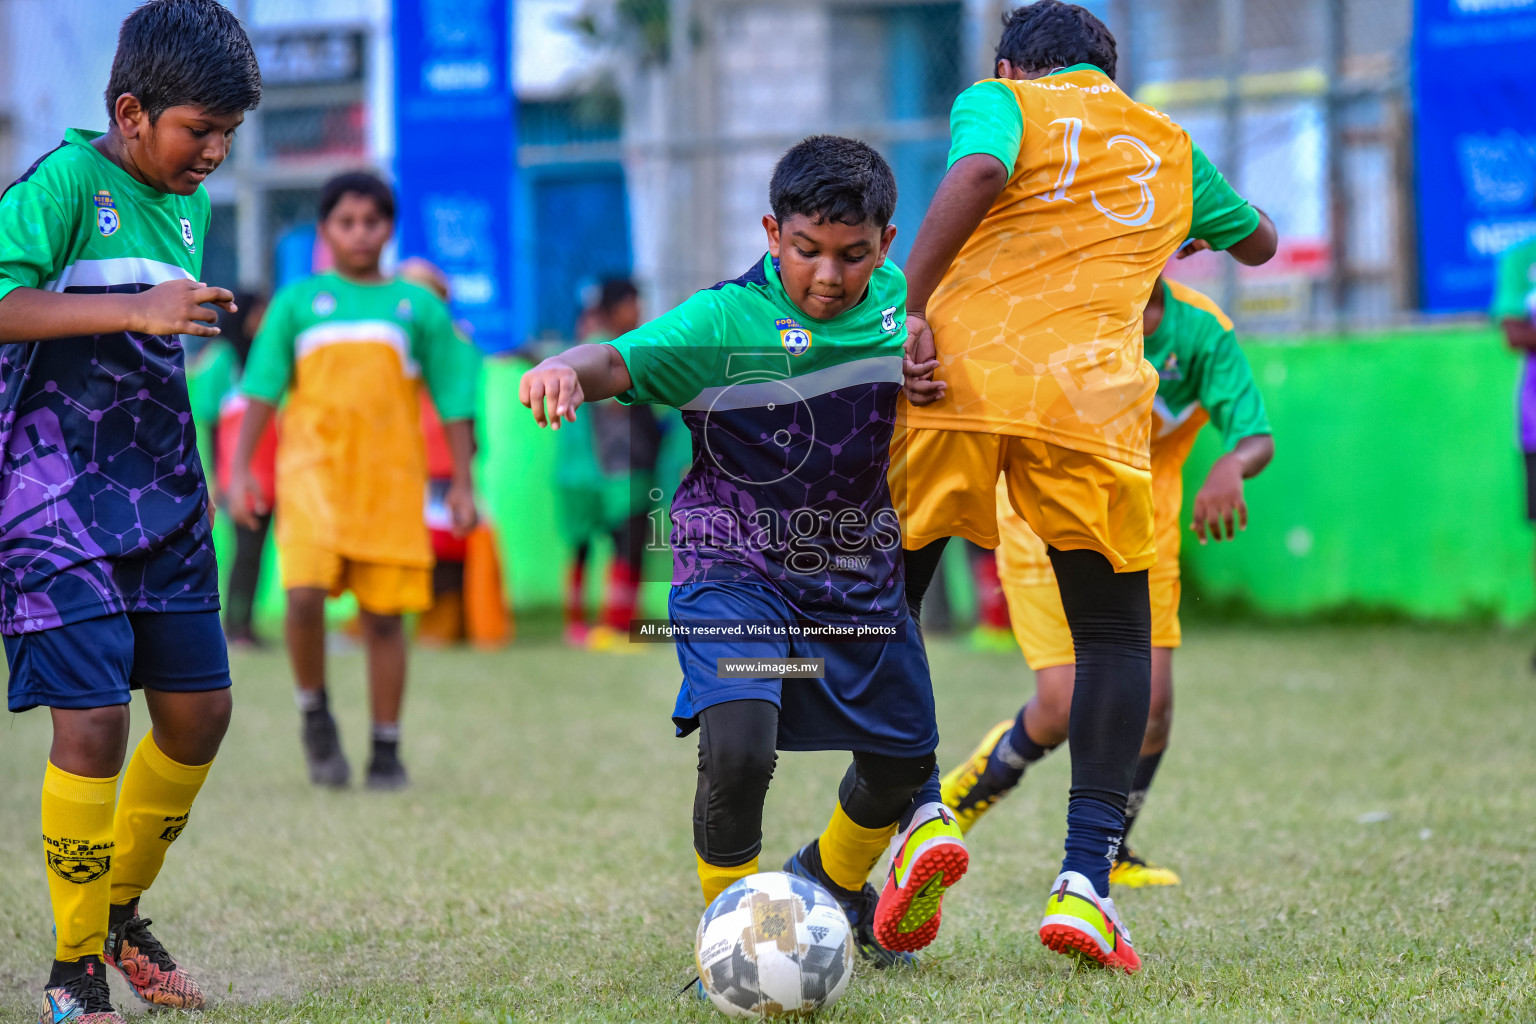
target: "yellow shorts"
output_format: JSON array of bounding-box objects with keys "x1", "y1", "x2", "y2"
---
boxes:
[
  {"x1": 280, "y1": 543, "x2": 433, "y2": 616},
  {"x1": 890, "y1": 426, "x2": 1155, "y2": 572},
  {"x1": 995, "y1": 480, "x2": 1181, "y2": 671}
]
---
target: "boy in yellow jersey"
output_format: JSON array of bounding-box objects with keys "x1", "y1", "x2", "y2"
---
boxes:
[
  {"x1": 227, "y1": 172, "x2": 481, "y2": 791},
  {"x1": 895, "y1": 2, "x2": 1277, "y2": 971},
  {"x1": 941, "y1": 274, "x2": 1274, "y2": 888}
]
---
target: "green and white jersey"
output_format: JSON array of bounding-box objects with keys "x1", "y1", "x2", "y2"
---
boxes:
[
  {"x1": 607, "y1": 254, "x2": 909, "y2": 619},
  {"x1": 1146, "y1": 278, "x2": 1270, "y2": 458},
  {"x1": 0, "y1": 128, "x2": 216, "y2": 634}
]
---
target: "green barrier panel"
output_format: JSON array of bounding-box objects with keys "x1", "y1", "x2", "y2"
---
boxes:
[
  {"x1": 1179, "y1": 325, "x2": 1534, "y2": 623},
  {"x1": 225, "y1": 328, "x2": 1535, "y2": 630}
]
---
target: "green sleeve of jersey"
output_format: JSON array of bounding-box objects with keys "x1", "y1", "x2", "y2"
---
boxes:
[
  {"x1": 1193, "y1": 327, "x2": 1271, "y2": 450},
  {"x1": 606, "y1": 289, "x2": 727, "y2": 408},
  {"x1": 0, "y1": 181, "x2": 74, "y2": 305},
  {"x1": 416, "y1": 295, "x2": 482, "y2": 421},
  {"x1": 241, "y1": 287, "x2": 297, "y2": 404},
  {"x1": 1188, "y1": 142, "x2": 1261, "y2": 251},
  {"x1": 188, "y1": 341, "x2": 235, "y2": 425},
  {"x1": 946, "y1": 80, "x2": 1023, "y2": 171},
  {"x1": 1491, "y1": 242, "x2": 1536, "y2": 321}
]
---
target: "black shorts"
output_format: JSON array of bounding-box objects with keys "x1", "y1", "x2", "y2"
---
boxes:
[{"x1": 1526, "y1": 452, "x2": 1536, "y2": 522}]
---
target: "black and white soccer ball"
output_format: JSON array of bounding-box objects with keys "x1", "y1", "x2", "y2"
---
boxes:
[{"x1": 695, "y1": 871, "x2": 854, "y2": 1019}]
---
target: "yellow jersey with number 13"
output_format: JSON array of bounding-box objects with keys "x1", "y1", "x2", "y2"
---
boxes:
[{"x1": 908, "y1": 64, "x2": 1259, "y2": 470}]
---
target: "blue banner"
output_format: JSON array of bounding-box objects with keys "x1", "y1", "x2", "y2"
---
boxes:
[
  {"x1": 1414, "y1": 0, "x2": 1536, "y2": 312},
  {"x1": 393, "y1": 0, "x2": 516, "y2": 351}
]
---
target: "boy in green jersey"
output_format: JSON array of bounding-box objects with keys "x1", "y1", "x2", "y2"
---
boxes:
[
  {"x1": 521, "y1": 137, "x2": 969, "y2": 973},
  {"x1": 227, "y1": 172, "x2": 482, "y2": 791},
  {"x1": 0, "y1": 2, "x2": 261, "y2": 1019}
]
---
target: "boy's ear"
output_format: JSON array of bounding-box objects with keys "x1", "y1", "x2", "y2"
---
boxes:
[
  {"x1": 111, "y1": 93, "x2": 149, "y2": 139},
  {"x1": 762, "y1": 214, "x2": 782, "y2": 258},
  {"x1": 875, "y1": 224, "x2": 897, "y2": 266}
]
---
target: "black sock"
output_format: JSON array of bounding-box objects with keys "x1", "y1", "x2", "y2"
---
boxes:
[
  {"x1": 372, "y1": 724, "x2": 400, "y2": 763},
  {"x1": 1050, "y1": 547, "x2": 1151, "y2": 896},
  {"x1": 1121, "y1": 749, "x2": 1164, "y2": 849},
  {"x1": 47, "y1": 955, "x2": 102, "y2": 987},
  {"x1": 984, "y1": 705, "x2": 1058, "y2": 789}
]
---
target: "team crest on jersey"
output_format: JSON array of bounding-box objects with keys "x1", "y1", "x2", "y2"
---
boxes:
[
  {"x1": 179, "y1": 217, "x2": 196, "y2": 251},
  {"x1": 1159, "y1": 353, "x2": 1183, "y2": 381},
  {"x1": 776, "y1": 318, "x2": 812, "y2": 356},
  {"x1": 93, "y1": 191, "x2": 119, "y2": 236},
  {"x1": 881, "y1": 306, "x2": 899, "y2": 333},
  {"x1": 396, "y1": 298, "x2": 414, "y2": 321},
  {"x1": 313, "y1": 292, "x2": 337, "y2": 317}
]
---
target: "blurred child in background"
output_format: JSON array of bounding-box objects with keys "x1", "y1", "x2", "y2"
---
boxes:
[
  {"x1": 557, "y1": 277, "x2": 662, "y2": 648},
  {"x1": 228, "y1": 172, "x2": 482, "y2": 791},
  {"x1": 190, "y1": 292, "x2": 275, "y2": 647},
  {"x1": 397, "y1": 257, "x2": 511, "y2": 650}
]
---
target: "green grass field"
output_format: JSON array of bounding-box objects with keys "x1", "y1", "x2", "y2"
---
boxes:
[{"x1": 2, "y1": 625, "x2": 1535, "y2": 1022}]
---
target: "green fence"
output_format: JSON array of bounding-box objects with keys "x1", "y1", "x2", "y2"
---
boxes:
[
  {"x1": 231, "y1": 326, "x2": 1534, "y2": 628},
  {"x1": 1178, "y1": 324, "x2": 1533, "y2": 623}
]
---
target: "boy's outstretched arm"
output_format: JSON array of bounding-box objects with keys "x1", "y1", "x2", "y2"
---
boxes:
[
  {"x1": 519, "y1": 343, "x2": 633, "y2": 428},
  {"x1": 0, "y1": 280, "x2": 237, "y2": 342},
  {"x1": 442, "y1": 419, "x2": 479, "y2": 536},
  {"x1": 899, "y1": 154, "x2": 1010, "y2": 405},
  {"x1": 1178, "y1": 209, "x2": 1279, "y2": 267},
  {"x1": 1191, "y1": 433, "x2": 1275, "y2": 544},
  {"x1": 225, "y1": 399, "x2": 276, "y2": 530}
]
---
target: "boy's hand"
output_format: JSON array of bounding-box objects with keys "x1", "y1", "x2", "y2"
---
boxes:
[
  {"x1": 1191, "y1": 455, "x2": 1247, "y2": 544},
  {"x1": 446, "y1": 479, "x2": 478, "y2": 537},
  {"x1": 902, "y1": 313, "x2": 946, "y2": 406},
  {"x1": 1176, "y1": 239, "x2": 1213, "y2": 259},
  {"x1": 519, "y1": 360, "x2": 584, "y2": 428},
  {"x1": 224, "y1": 466, "x2": 268, "y2": 531},
  {"x1": 131, "y1": 280, "x2": 237, "y2": 337}
]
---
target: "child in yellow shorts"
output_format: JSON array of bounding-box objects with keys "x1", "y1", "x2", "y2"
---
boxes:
[{"x1": 228, "y1": 172, "x2": 482, "y2": 790}]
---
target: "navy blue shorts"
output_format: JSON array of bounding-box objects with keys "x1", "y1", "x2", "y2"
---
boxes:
[
  {"x1": 6, "y1": 610, "x2": 231, "y2": 713},
  {"x1": 668, "y1": 581, "x2": 938, "y2": 758}
]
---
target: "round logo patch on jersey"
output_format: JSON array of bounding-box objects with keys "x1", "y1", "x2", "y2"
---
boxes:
[
  {"x1": 396, "y1": 298, "x2": 414, "y2": 321},
  {"x1": 313, "y1": 292, "x2": 336, "y2": 317},
  {"x1": 93, "y1": 190, "x2": 119, "y2": 236},
  {"x1": 776, "y1": 317, "x2": 812, "y2": 357}
]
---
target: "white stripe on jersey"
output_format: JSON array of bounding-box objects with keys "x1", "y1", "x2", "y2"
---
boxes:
[
  {"x1": 680, "y1": 355, "x2": 902, "y2": 412},
  {"x1": 293, "y1": 319, "x2": 420, "y2": 379},
  {"x1": 44, "y1": 256, "x2": 193, "y2": 292}
]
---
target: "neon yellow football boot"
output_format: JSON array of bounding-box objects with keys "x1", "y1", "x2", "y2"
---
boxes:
[
  {"x1": 939, "y1": 720, "x2": 1018, "y2": 833},
  {"x1": 872, "y1": 802, "x2": 968, "y2": 952},
  {"x1": 1108, "y1": 848, "x2": 1181, "y2": 888},
  {"x1": 1039, "y1": 870, "x2": 1141, "y2": 973}
]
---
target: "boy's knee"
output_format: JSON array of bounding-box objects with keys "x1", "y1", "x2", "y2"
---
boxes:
[
  {"x1": 708, "y1": 740, "x2": 777, "y2": 795},
  {"x1": 358, "y1": 611, "x2": 405, "y2": 641},
  {"x1": 840, "y1": 751, "x2": 937, "y2": 828},
  {"x1": 50, "y1": 704, "x2": 132, "y2": 777},
  {"x1": 286, "y1": 587, "x2": 327, "y2": 619}
]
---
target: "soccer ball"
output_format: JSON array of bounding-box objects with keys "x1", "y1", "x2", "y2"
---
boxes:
[{"x1": 695, "y1": 871, "x2": 854, "y2": 1019}]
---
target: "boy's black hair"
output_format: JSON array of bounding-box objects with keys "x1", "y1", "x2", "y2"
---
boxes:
[
  {"x1": 598, "y1": 277, "x2": 639, "y2": 313},
  {"x1": 996, "y1": 1, "x2": 1117, "y2": 81},
  {"x1": 105, "y1": 0, "x2": 262, "y2": 123},
  {"x1": 318, "y1": 171, "x2": 396, "y2": 222},
  {"x1": 769, "y1": 136, "x2": 897, "y2": 230}
]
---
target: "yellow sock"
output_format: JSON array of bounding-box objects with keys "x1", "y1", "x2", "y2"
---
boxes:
[
  {"x1": 818, "y1": 802, "x2": 896, "y2": 892},
  {"x1": 696, "y1": 852, "x2": 759, "y2": 905},
  {"x1": 42, "y1": 763, "x2": 118, "y2": 961},
  {"x1": 109, "y1": 732, "x2": 211, "y2": 906}
]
